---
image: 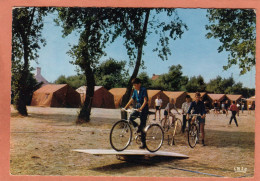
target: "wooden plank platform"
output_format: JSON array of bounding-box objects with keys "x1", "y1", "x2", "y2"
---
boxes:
[{"x1": 72, "y1": 149, "x2": 189, "y2": 158}]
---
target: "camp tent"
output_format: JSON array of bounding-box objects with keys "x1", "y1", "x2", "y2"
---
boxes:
[
  {"x1": 163, "y1": 91, "x2": 187, "y2": 109},
  {"x1": 246, "y1": 96, "x2": 255, "y2": 110},
  {"x1": 109, "y1": 88, "x2": 128, "y2": 108},
  {"x1": 226, "y1": 94, "x2": 243, "y2": 103},
  {"x1": 31, "y1": 84, "x2": 81, "y2": 107},
  {"x1": 187, "y1": 92, "x2": 211, "y2": 110},
  {"x1": 147, "y1": 90, "x2": 169, "y2": 109},
  {"x1": 76, "y1": 86, "x2": 115, "y2": 108},
  {"x1": 207, "y1": 93, "x2": 227, "y2": 108},
  {"x1": 187, "y1": 92, "x2": 208, "y2": 101}
]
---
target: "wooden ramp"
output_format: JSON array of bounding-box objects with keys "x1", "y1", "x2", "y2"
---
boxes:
[{"x1": 72, "y1": 149, "x2": 189, "y2": 158}]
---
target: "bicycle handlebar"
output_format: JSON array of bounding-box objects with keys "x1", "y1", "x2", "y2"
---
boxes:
[{"x1": 121, "y1": 108, "x2": 140, "y2": 113}]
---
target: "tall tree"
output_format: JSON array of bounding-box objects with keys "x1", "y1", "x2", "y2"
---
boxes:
[
  {"x1": 56, "y1": 8, "x2": 117, "y2": 123},
  {"x1": 185, "y1": 75, "x2": 206, "y2": 92},
  {"x1": 206, "y1": 76, "x2": 223, "y2": 93},
  {"x1": 95, "y1": 58, "x2": 129, "y2": 90},
  {"x1": 137, "y1": 72, "x2": 152, "y2": 89},
  {"x1": 113, "y1": 9, "x2": 188, "y2": 106},
  {"x1": 151, "y1": 64, "x2": 187, "y2": 91},
  {"x1": 206, "y1": 9, "x2": 256, "y2": 74},
  {"x1": 54, "y1": 74, "x2": 86, "y2": 89},
  {"x1": 12, "y1": 7, "x2": 50, "y2": 115}
]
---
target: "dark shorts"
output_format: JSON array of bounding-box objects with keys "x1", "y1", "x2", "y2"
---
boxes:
[
  {"x1": 197, "y1": 116, "x2": 205, "y2": 124},
  {"x1": 164, "y1": 110, "x2": 168, "y2": 116},
  {"x1": 156, "y1": 106, "x2": 161, "y2": 110}
]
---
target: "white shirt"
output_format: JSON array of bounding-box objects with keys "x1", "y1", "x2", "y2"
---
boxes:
[
  {"x1": 182, "y1": 102, "x2": 192, "y2": 114},
  {"x1": 155, "y1": 98, "x2": 163, "y2": 107}
]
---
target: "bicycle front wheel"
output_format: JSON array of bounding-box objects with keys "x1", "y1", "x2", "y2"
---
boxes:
[
  {"x1": 145, "y1": 124, "x2": 164, "y2": 152},
  {"x1": 110, "y1": 120, "x2": 132, "y2": 151},
  {"x1": 175, "y1": 118, "x2": 182, "y2": 135},
  {"x1": 188, "y1": 124, "x2": 198, "y2": 148}
]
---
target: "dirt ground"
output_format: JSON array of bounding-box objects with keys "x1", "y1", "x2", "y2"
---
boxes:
[{"x1": 10, "y1": 106, "x2": 255, "y2": 178}]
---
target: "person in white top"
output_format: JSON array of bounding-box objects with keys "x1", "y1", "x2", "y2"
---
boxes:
[
  {"x1": 154, "y1": 95, "x2": 163, "y2": 121},
  {"x1": 181, "y1": 95, "x2": 192, "y2": 133},
  {"x1": 163, "y1": 98, "x2": 180, "y2": 126}
]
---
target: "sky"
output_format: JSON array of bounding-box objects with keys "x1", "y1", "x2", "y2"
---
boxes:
[{"x1": 31, "y1": 8, "x2": 256, "y2": 89}]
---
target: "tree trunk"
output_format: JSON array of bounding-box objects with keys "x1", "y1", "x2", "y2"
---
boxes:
[
  {"x1": 121, "y1": 10, "x2": 150, "y2": 108},
  {"x1": 15, "y1": 39, "x2": 29, "y2": 116},
  {"x1": 77, "y1": 63, "x2": 95, "y2": 123}
]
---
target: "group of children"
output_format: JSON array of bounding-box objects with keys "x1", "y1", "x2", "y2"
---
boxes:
[{"x1": 123, "y1": 78, "x2": 243, "y2": 149}]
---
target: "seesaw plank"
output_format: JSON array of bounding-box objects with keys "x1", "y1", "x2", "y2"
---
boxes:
[{"x1": 72, "y1": 149, "x2": 189, "y2": 158}]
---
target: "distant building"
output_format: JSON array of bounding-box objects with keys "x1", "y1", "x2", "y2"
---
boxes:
[
  {"x1": 35, "y1": 67, "x2": 49, "y2": 86},
  {"x1": 151, "y1": 74, "x2": 160, "y2": 81}
]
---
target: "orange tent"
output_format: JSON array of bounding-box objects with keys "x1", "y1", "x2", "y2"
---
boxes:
[
  {"x1": 246, "y1": 96, "x2": 255, "y2": 110},
  {"x1": 187, "y1": 92, "x2": 207, "y2": 101},
  {"x1": 109, "y1": 88, "x2": 128, "y2": 108},
  {"x1": 163, "y1": 91, "x2": 187, "y2": 109},
  {"x1": 226, "y1": 94, "x2": 243, "y2": 103},
  {"x1": 76, "y1": 86, "x2": 115, "y2": 108},
  {"x1": 207, "y1": 93, "x2": 227, "y2": 108},
  {"x1": 147, "y1": 90, "x2": 169, "y2": 109},
  {"x1": 31, "y1": 84, "x2": 81, "y2": 108}
]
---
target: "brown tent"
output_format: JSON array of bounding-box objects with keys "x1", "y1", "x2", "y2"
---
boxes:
[
  {"x1": 109, "y1": 88, "x2": 128, "y2": 108},
  {"x1": 226, "y1": 94, "x2": 243, "y2": 103},
  {"x1": 187, "y1": 92, "x2": 207, "y2": 101},
  {"x1": 147, "y1": 90, "x2": 169, "y2": 109},
  {"x1": 246, "y1": 96, "x2": 255, "y2": 110},
  {"x1": 163, "y1": 91, "x2": 187, "y2": 109},
  {"x1": 31, "y1": 84, "x2": 81, "y2": 108},
  {"x1": 187, "y1": 92, "x2": 211, "y2": 110},
  {"x1": 207, "y1": 93, "x2": 227, "y2": 108},
  {"x1": 76, "y1": 86, "x2": 115, "y2": 108}
]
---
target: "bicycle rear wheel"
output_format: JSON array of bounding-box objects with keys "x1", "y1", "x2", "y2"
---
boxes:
[
  {"x1": 188, "y1": 124, "x2": 198, "y2": 148},
  {"x1": 145, "y1": 124, "x2": 164, "y2": 152},
  {"x1": 110, "y1": 120, "x2": 132, "y2": 151}
]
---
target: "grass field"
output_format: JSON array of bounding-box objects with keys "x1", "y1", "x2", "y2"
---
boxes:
[{"x1": 10, "y1": 106, "x2": 255, "y2": 177}]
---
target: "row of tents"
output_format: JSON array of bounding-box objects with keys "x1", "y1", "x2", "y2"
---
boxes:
[{"x1": 30, "y1": 84, "x2": 255, "y2": 110}]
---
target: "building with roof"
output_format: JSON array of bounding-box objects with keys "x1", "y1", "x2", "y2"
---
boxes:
[
  {"x1": 76, "y1": 86, "x2": 115, "y2": 108},
  {"x1": 163, "y1": 91, "x2": 187, "y2": 109},
  {"x1": 31, "y1": 84, "x2": 81, "y2": 107},
  {"x1": 151, "y1": 74, "x2": 160, "y2": 81},
  {"x1": 34, "y1": 67, "x2": 49, "y2": 86}
]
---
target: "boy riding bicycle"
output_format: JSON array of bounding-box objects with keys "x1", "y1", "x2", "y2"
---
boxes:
[
  {"x1": 124, "y1": 78, "x2": 149, "y2": 149},
  {"x1": 186, "y1": 92, "x2": 206, "y2": 146}
]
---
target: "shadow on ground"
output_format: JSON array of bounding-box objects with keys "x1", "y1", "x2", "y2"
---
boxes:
[{"x1": 91, "y1": 156, "x2": 186, "y2": 174}]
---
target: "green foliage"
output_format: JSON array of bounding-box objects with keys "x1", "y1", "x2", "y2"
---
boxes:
[
  {"x1": 185, "y1": 75, "x2": 206, "y2": 92},
  {"x1": 137, "y1": 72, "x2": 152, "y2": 88},
  {"x1": 95, "y1": 58, "x2": 129, "y2": 90},
  {"x1": 56, "y1": 8, "x2": 121, "y2": 122},
  {"x1": 205, "y1": 75, "x2": 254, "y2": 98},
  {"x1": 12, "y1": 7, "x2": 51, "y2": 115},
  {"x1": 206, "y1": 76, "x2": 223, "y2": 93},
  {"x1": 151, "y1": 64, "x2": 188, "y2": 91},
  {"x1": 206, "y1": 9, "x2": 256, "y2": 74},
  {"x1": 54, "y1": 74, "x2": 86, "y2": 89}
]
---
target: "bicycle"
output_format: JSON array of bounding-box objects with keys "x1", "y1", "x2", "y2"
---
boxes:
[
  {"x1": 187, "y1": 114, "x2": 200, "y2": 148},
  {"x1": 160, "y1": 112, "x2": 182, "y2": 146},
  {"x1": 109, "y1": 109, "x2": 164, "y2": 152}
]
